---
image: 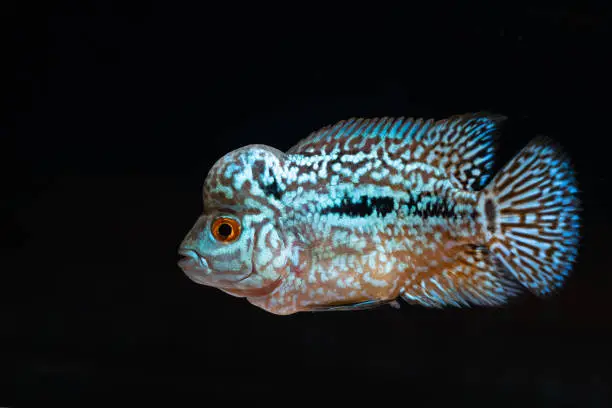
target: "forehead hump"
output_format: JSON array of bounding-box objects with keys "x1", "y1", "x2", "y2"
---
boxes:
[{"x1": 203, "y1": 144, "x2": 287, "y2": 206}]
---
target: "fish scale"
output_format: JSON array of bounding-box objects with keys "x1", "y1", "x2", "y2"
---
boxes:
[{"x1": 178, "y1": 112, "x2": 581, "y2": 315}]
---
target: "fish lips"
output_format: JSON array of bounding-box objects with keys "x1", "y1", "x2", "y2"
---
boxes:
[
  {"x1": 178, "y1": 248, "x2": 213, "y2": 285},
  {"x1": 178, "y1": 248, "x2": 250, "y2": 287}
]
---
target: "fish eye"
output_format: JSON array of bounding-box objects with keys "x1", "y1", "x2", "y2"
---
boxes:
[{"x1": 211, "y1": 217, "x2": 241, "y2": 243}]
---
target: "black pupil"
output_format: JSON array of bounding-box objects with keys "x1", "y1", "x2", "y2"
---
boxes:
[{"x1": 218, "y1": 223, "x2": 232, "y2": 238}]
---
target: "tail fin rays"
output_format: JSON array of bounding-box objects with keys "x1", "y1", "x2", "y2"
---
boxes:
[{"x1": 479, "y1": 136, "x2": 581, "y2": 296}]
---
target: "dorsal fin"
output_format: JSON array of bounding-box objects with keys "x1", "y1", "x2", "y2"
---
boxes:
[
  {"x1": 287, "y1": 112, "x2": 505, "y2": 191},
  {"x1": 432, "y1": 113, "x2": 505, "y2": 190}
]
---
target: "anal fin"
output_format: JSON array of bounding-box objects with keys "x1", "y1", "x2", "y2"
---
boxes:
[
  {"x1": 400, "y1": 243, "x2": 522, "y2": 308},
  {"x1": 308, "y1": 299, "x2": 397, "y2": 312}
]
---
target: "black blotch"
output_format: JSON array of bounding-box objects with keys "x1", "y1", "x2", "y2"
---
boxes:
[
  {"x1": 322, "y1": 196, "x2": 394, "y2": 217},
  {"x1": 261, "y1": 179, "x2": 282, "y2": 201},
  {"x1": 485, "y1": 198, "x2": 496, "y2": 232}
]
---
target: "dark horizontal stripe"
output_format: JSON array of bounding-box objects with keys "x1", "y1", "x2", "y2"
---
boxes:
[
  {"x1": 399, "y1": 192, "x2": 457, "y2": 218},
  {"x1": 321, "y1": 196, "x2": 394, "y2": 217}
]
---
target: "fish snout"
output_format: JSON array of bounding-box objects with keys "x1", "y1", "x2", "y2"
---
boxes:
[
  {"x1": 178, "y1": 248, "x2": 208, "y2": 268},
  {"x1": 178, "y1": 248, "x2": 212, "y2": 284}
]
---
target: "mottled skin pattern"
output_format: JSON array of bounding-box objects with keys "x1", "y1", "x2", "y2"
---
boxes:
[{"x1": 178, "y1": 113, "x2": 581, "y2": 315}]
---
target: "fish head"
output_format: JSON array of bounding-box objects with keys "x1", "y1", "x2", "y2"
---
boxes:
[{"x1": 178, "y1": 144, "x2": 291, "y2": 298}]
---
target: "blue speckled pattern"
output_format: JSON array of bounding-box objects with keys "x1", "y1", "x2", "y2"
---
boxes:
[{"x1": 178, "y1": 113, "x2": 581, "y2": 315}]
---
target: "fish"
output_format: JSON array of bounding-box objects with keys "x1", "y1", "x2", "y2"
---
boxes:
[{"x1": 177, "y1": 112, "x2": 581, "y2": 315}]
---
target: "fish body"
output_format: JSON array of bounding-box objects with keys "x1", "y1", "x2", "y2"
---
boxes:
[{"x1": 178, "y1": 113, "x2": 581, "y2": 315}]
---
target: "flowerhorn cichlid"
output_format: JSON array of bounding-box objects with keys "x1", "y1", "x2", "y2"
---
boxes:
[{"x1": 178, "y1": 113, "x2": 581, "y2": 315}]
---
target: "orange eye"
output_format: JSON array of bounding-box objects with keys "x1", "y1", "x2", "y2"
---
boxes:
[{"x1": 211, "y1": 217, "x2": 241, "y2": 243}]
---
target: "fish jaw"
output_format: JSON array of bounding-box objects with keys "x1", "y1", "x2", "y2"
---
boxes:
[
  {"x1": 177, "y1": 246, "x2": 257, "y2": 289},
  {"x1": 178, "y1": 248, "x2": 215, "y2": 286}
]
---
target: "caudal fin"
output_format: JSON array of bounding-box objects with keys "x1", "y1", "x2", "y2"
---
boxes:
[{"x1": 478, "y1": 136, "x2": 581, "y2": 296}]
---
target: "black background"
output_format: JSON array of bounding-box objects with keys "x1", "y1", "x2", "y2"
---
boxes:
[{"x1": 8, "y1": 2, "x2": 612, "y2": 405}]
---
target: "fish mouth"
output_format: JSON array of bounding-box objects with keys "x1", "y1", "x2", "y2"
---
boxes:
[
  {"x1": 178, "y1": 248, "x2": 214, "y2": 286},
  {"x1": 178, "y1": 248, "x2": 209, "y2": 272},
  {"x1": 177, "y1": 247, "x2": 251, "y2": 287}
]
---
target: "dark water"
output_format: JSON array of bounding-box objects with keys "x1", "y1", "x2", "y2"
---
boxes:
[{"x1": 9, "y1": 3, "x2": 612, "y2": 406}]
